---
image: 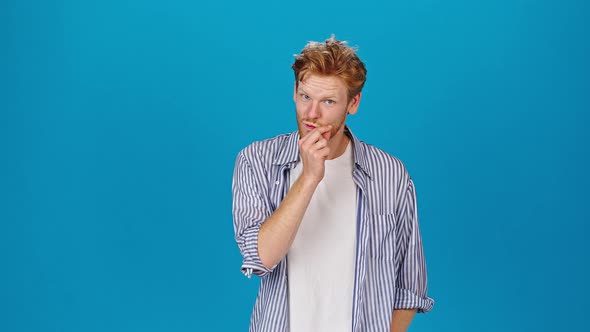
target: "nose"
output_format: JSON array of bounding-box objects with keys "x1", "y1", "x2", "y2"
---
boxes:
[{"x1": 307, "y1": 101, "x2": 320, "y2": 119}]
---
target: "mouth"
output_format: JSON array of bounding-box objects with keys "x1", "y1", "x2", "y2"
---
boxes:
[{"x1": 303, "y1": 121, "x2": 319, "y2": 130}]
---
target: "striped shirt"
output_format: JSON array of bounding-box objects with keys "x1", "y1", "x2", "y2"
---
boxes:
[{"x1": 232, "y1": 127, "x2": 434, "y2": 332}]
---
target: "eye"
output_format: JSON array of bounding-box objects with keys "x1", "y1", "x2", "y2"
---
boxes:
[
  {"x1": 300, "y1": 94, "x2": 311, "y2": 101},
  {"x1": 325, "y1": 99, "x2": 335, "y2": 105}
]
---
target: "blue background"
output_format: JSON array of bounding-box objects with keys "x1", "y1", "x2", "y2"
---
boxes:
[{"x1": 2, "y1": 0, "x2": 588, "y2": 331}]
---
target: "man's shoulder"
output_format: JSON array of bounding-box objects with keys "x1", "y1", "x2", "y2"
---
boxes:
[
  {"x1": 237, "y1": 131, "x2": 297, "y2": 164},
  {"x1": 354, "y1": 139, "x2": 409, "y2": 177},
  {"x1": 242, "y1": 132, "x2": 294, "y2": 150}
]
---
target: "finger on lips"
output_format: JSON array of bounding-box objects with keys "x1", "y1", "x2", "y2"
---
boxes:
[
  {"x1": 299, "y1": 125, "x2": 332, "y2": 150},
  {"x1": 308, "y1": 126, "x2": 331, "y2": 140}
]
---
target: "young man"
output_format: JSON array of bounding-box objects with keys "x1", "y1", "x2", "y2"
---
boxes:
[{"x1": 232, "y1": 36, "x2": 434, "y2": 332}]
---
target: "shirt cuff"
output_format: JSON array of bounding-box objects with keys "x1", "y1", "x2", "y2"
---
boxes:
[
  {"x1": 239, "y1": 224, "x2": 275, "y2": 278},
  {"x1": 394, "y1": 288, "x2": 435, "y2": 313}
]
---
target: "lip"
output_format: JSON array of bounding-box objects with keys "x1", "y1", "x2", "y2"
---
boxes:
[{"x1": 303, "y1": 121, "x2": 318, "y2": 130}]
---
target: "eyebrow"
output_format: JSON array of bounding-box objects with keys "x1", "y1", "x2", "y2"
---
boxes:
[{"x1": 298, "y1": 88, "x2": 339, "y2": 100}]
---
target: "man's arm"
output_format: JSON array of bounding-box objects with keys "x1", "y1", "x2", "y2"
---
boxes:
[
  {"x1": 233, "y1": 126, "x2": 332, "y2": 274},
  {"x1": 257, "y1": 126, "x2": 331, "y2": 269},
  {"x1": 390, "y1": 309, "x2": 417, "y2": 332},
  {"x1": 389, "y1": 178, "x2": 434, "y2": 325}
]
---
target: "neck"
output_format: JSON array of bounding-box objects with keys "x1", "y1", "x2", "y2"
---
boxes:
[{"x1": 327, "y1": 133, "x2": 350, "y2": 160}]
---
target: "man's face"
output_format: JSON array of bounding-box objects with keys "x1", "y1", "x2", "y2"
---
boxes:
[{"x1": 293, "y1": 74, "x2": 360, "y2": 142}]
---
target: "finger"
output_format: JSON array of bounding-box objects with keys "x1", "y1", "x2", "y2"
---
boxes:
[
  {"x1": 299, "y1": 133, "x2": 319, "y2": 149},
  {"x1": 315, "y1": 146, "x2": 330, "y2": 160},
  {"x1": 314, "y1": 138, "x2": 328, "y2": 149},
  {"x1": 316, "y1": 125, "x2": 332, "y2": 140},
  {"x1": 301, "y1": 125, "x2": 331, "y2": 144},
  {"x1": 316, "y1": 125, "x2": 332, "y2": 134},
  {"x1": 300, "y1": 128, "x2": 323, "y2": 145}
]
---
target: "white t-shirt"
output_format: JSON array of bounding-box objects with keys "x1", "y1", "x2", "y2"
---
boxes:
[{"x1": 287, "y1": 142, "x2": 357, "y2": 332}]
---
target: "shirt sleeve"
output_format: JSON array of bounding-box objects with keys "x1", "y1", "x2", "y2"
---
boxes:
[
  {"x1": 394, "y1": 178, "x2": 435, "y2": 313},
  {"x1": 232, "y1": 150, "x2": 276, "y2": 278}
]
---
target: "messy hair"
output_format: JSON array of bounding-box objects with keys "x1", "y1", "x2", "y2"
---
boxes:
[{"x1": 292, "y1": 35, "x2": 367, "y2": 101}]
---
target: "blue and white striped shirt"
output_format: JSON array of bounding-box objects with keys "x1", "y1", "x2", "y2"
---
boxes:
[{"x1": 232, "y1": 128, "x2": 434, "y2": 331}]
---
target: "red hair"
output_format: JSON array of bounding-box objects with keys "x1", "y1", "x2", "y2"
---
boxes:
[{"x1": 292, "y1": 35, "x2": 367, "y2": 101}]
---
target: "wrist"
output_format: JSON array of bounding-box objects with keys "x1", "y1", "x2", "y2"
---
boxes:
[{"x1": 298, "y1": 172, "x2": 322, "y2": 188}]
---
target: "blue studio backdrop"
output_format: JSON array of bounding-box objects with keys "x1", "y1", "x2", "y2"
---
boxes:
[{"x1": 2, "y1": 0, "x2": 589, "y2": 331}]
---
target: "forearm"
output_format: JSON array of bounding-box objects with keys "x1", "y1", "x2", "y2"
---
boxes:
[
  {"x1": 258, "y1": 174, "x2": 319, "y2": 268},
  {"x1": 390, "y1": 309, "x2": 417, "y2": 332}
]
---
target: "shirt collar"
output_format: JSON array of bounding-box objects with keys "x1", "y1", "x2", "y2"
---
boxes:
[{"x1": 272, "y1": 126, "x2": 372, "y2": 179}]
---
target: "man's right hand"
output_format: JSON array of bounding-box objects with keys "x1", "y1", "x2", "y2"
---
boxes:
[
  {"x1": 256, "y1": 125, "x2": 332, "y2": 269},
  {"x1": 298, "y1": 125, "x2": 332, "y2": 184}
]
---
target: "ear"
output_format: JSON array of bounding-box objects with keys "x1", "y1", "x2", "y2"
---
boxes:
[{"x1": 347, "y1": 92, "x2": 362, "y2": 115}]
